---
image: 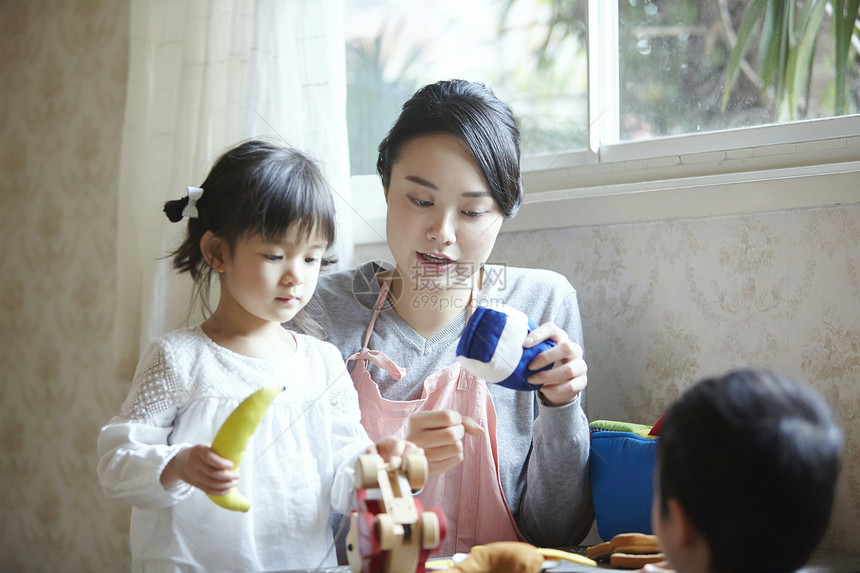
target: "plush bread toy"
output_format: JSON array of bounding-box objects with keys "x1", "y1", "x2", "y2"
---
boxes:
[
  {"x1": 586, "y1": 532, "x2": 665, "y2": 569},
  {"x1": 456, "y1": 305, "x2": 555, "y2": 391},
  {"x1": 443, "y1": 542, "x2": 544, "y2": 573},
  {"x1": 436, "y1": 542, "x2": 597, "y2": 572}
]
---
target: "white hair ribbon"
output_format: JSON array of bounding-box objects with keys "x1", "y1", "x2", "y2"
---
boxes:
[{"x1": 182, "y1": 186, "x2": 204, "y2": 219}]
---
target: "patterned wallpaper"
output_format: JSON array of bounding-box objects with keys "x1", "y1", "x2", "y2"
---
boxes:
[
  {"x1": 1, "y1": 0, "x2": 858, "y2": 570},
  {"x1": 491, "y1": 206, "x2": 860, "y2": 551},
  {"x1": 359, "y1": 204, "x2": 860, "y2": 553},
  {"x1": 0, "y1": 1, "x2": 132, "y2": 570}
]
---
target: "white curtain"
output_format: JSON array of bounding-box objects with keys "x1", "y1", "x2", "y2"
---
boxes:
[{"x1": 114, "y1": 0, "x2": 351, "y2": 380}]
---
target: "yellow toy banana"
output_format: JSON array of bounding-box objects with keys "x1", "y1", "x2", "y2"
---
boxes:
[
  {"x1": 537, "y1": 547, "x2": 598, "y2": 567},
  {"x1": 208, "y1": 385, "x2": 285, "y2": 512}
]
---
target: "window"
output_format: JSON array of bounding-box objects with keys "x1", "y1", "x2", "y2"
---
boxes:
[
  {"x1": 346, "y1": 0, "x2": 583, "y2": 242},
  {"x1": 614, "y1": 1, "x2": 857, "y2": 142},
  {"x1": 344, "y1": 0, "x2": 589, "y2": 176},
  {"x1": 345, "y1": 0, "x2": 860, "y2": 240}
]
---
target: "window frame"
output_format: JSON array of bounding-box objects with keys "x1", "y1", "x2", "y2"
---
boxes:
[{"x1": 350, "y1": 0, "x2": 860, "y2": 245}]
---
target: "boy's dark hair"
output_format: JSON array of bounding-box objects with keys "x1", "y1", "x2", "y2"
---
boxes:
[
  {"x1": 657, "y1": 369, "x2": 843, "y2": 573},
  {"x1": 164, "y1": 139, "x2": 337, "y2": 314},
  {"x1": 376, "y1": 79, "x2": 523, "y2": 218}
]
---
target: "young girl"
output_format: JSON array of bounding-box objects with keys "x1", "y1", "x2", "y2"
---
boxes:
[
  {"x1": 294, "y1": 80, "x2": 592, "y2": 557},
  {"x1": 98, "y1": 140, "x2": 416, "y2": 571}
]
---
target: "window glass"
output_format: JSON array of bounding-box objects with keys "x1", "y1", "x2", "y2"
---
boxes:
[
  {"x1": 345, "y1": 0, "x2": 589, "y2": 175},
  {"x1": 346, "y1": 0, "x2": 859, "y2": 172},
  {"x1": 618, "y1": 0, "x2": 858, "y2": 142}
]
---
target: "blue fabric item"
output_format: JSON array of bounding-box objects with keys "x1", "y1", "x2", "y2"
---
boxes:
[
  {"x1": 464, "y1": 307, "x2": 506, "y2": 363},
  {"x1": 589, "y1": 429, "x2": 657, "y2": 540},
  {"x1": 457, "y1": 306, "x2": 554, "y2": 391}
]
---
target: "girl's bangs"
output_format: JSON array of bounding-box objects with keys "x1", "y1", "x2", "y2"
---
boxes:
[{"x1": 255, "y1": 178, "x2": 336, "y2": 248}]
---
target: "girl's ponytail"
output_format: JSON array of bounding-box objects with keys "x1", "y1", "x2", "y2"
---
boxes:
[{"x1": 163, "y1": 198, "x2": 188, "y2": 223}]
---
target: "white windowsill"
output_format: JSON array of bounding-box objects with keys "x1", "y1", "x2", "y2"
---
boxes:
[
  {"x1": 351, "y1": 118, "x2": 860, "y2": 245},
  {"x1": 509, "y1": 158, "x2": 860, "y2": 233}
]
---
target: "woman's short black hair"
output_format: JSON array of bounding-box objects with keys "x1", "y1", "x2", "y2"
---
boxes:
[
  {"x1": 377, "y1": 79, "x2": 523, "y2": 218},
  {"x1": 657, "y1": 369, "x2": 843, "y2": 573}
]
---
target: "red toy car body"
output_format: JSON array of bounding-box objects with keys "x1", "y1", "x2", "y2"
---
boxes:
[{"x1": 346, "y1": 454, "x2": 447, "y2": 573}]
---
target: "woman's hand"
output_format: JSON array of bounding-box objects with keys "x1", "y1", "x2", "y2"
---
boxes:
[
  {"x1": 160, "y1": 444, "x2": 239, "y2": 496},
  {"x1": 406, "y1": 410, "x2": 485, "y2": 476},
  {"x1": 524, "y1": 322, "x2": 588, "y2": 406}
]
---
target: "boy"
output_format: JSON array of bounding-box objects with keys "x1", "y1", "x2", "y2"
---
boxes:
[{"x1": 648, "y1": 369, "x2": 843, "y2": 573}]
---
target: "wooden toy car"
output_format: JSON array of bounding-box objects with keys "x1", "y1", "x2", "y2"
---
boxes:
[{"x1": 346, "y1": 453, "x2": 447, "y2": 573}]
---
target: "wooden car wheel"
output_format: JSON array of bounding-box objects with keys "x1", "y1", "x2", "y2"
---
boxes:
[
  {"x1": 375, "y1": 513, "x2": 399, "y2": 550},
  {"x1": 420, "y1": 511, "x2": 441, "y2": 550},
  {"x1": 345, "y1": 512, "x2": 362, "y2": 571},
  {"x1": 355, "y1": 454, "x2": 383, "y2": 489},
  {"x1": 403, "y1": 454, "x2": 428, "y2": 490}
]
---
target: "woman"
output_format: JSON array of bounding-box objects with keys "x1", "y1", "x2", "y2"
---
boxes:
[{"x1": 298, "y1": 79, "x2": 592, "y2": 556}]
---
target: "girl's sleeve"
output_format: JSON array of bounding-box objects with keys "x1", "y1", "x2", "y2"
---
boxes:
[
  {"x1": 322, "y1": 345, "x2": 372, "y2": 514},
  {"x1": 97, "y1": 340, "x2": 195, "y2": 509},
  {"x1": 518, "y1": 288, "x2": 594, "y2": 546}
]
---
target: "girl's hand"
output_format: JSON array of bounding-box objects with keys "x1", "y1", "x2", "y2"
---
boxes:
[
  {"x1": 367, "y1": 436, "x2": 423, "y2": 464},
  {"x1": 523, "y1": 322, "x2": 588, "y2": 406},
  {"x1": 160, "y1": 444, "x2": 239, "y2": 496},
  {"x1": 406, "y1": 410, "x2": 485, "y2": 477}
]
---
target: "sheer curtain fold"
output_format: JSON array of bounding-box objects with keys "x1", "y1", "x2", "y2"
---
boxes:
[{"x1": 114, "y1": 0, "x2": 350, "y2": 382}]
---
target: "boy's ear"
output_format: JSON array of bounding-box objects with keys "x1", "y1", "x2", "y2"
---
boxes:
[
  {"x1": 200, "y1": 231, "x2": 227, "y2": 272},
  {"x1": 665, "y1": 497, "x2": 699, "y2": 548},
  {"x1": 659, "y1": 496, "x2": 711, "y2": 572}
]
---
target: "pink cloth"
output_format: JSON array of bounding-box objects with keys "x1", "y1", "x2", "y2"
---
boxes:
[{"x1": 346, "y1": 279, "x2": 521, "y2": 556}]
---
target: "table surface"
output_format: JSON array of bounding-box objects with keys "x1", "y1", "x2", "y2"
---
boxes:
[{"x1": 280, "y1": 547, "x2": 860, "y2": 573}]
